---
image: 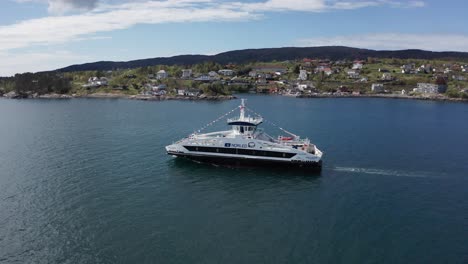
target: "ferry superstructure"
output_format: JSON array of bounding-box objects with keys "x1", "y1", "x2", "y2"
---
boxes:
[{"x1": 166, "y1": 99, "x2": 323, "y2": 169}]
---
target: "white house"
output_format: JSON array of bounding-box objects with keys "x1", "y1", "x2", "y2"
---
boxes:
[
  {"x1": 83, "y1": 77, "x2": 108, "y2": 88},
  {"x1": 297, "y1": 84, "x2": 308, "y2": 91},
  {"x1": 248, "y1": 70, "x2": 257, "y2": 78},
  {"x1": 352, "y1": 63, "x2": 363, "y2": 70},
  {"x1": 413, "y1": 83, "x2": 447, "y2": 94},
  {"x1": 371, "y1": 83, "x2": 385, "y2": 93},
  {"x1": 347, "y1": 70, "x2": 360, "y2": 79},
  {"x1": 218, "y1": 69, "x2": 234, "y2": 76},
  {"x1": 157, "y1": 70, "x2": 168, "y2": 79},
  {"x1": 181, "y1": 69, "x2": 192, "y2": 79},
  {"x1": 298, "y1": 70, "x2": 308, "y2": 81},
  {"x1": 177, "y1": 89, "x2": 186, "y2": 96}
]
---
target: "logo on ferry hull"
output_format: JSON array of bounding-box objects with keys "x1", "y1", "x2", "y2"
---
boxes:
[
  {"x1": 248, "y1": 142, "x2": 255, "y2": 148},
  {"x1": 225, "y1": 143, "x2": 247, "y2": 148}
]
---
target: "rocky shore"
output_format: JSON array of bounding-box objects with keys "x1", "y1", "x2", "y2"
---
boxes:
[
  {"x1": 1, "y1": 91, "x2": 236, "y2": 101},
  {"x1": 296, "y1": 93, "x2": 468, "y2": 102},
  {"x1": 2, "y1": 90, "x2": 466, "y2": 103}
]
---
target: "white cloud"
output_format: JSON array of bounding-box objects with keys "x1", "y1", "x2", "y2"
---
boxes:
[
  {"x1": 296, "y1": 33, "x2": 468, "y2": 52},
  {"x1": 1, "y1": 0, "x2": 427, "y2": 75},
  {"x1": 1, "y1": 0, "x2": 427, "y2": 53},
  {"x1": 225, "y1": 0, "x2": 425, "y2": 12},
  {"x1": 0, "y1": 0, "x2": 428, "y2": 51},
  {"x1": 1, "y1": 0, "x2": 257, "y2": 53}
]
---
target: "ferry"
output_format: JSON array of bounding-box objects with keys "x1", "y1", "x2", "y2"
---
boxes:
[{"x1": 166, "y1": 99, "x2": 323, "y2": 169}]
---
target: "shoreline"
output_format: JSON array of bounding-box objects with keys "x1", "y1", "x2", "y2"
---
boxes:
[
  {"x1": 1, "y1": 92, "x2": 237, "y2": 101},
  {"x1": 296, "y1": 93, "x2": 468, "y2": 102},
  {"x1": 1, "y1": 92, "x2": 467, "y2": 103}
]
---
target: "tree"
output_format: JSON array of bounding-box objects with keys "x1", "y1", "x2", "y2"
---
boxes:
[
  {"x1": 293, "y1": 65, "x2": 300, "y2": 74},
  {"x1": 446, "y1": 87, "x2": 460, "y2": 98}
]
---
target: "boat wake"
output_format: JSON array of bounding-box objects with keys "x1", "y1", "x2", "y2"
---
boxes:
[{"x1": 331, "y1": 166, "x2": 439, "y2": 178}]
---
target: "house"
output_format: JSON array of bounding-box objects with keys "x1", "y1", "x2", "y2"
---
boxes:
[
  {"x1": 297, "y1": 84, "x2": 308, "y2": 91},
  {"x1": 194, "y1": 75, "x2": 212, "y2": 82},
  {"x1": 218, "y1": 69, "x2": 234, "y2": 76},
  {"x1": 302, "y1": 58, "x2": 314, "y2": 65},
  {"x1": 157, "y1": 70, "x2": 168, "y2": 79},
  {"x1": 417, "y1": 64, "x2": 433, "y2": 74},
  {"x1": 144, "y1": 83, "x2": 167, "y2": 95},
  {"x1": 314, "y1": 65, "x2": 326, "y2": 74},
  {"x1": 413, "y1": 83, "x2": 447, "y2": 94},
  {"x1": 352, "y1": 63, "x2": 363, "y2": 70},
  {"x1": 401, "y1": 89, "x2": 407, "y2": 95},
  {"x1": 186, "y1": 89, "x2": 201, "y2": 97},
  {"x1": 347, "y1": 70, "x2": 360, "y2": 79},
  {"x1": 228, "y1": 78, "x2": 250, "y2": 87},
  {"x1": 256, "y1": 78, "x2": 267, "y2": 85},
  {"x1": 298, "y1": 70, "x2": 308, "y2": 81},
  {"x1": 324, "y1": 68, "x2": 333, "y2": 76},
  {"x1": 401, "y1": 63, "x2": 415, "y2": 74},
  {"x1": 381, "y1": 73, "x2": 393, "y2": 81},
  {"x1": 257, "y1": 73, "x2": 272, "y2": 79},
  {"x1": 248, "y1": 70, "x2": 257, "y2": 78},
  {"x1": 153, "y1": 85, "x2": 167, "y2": 96},
  {"x1": 208, "y1": 71, "x2": 219, "y2": 78},
  {"x1": 83, "y1": 77, "x2": 108, "y2": 88},
  {"x1": 371, "y1": 83, "x2": 385, "y2": 93},
  {"x1": 153, "y1": 84, "x2": 167, "y2": 91},
  {"x1": 181, "y1": 69, "x2": 192, "y2": 79},
  {"x1": 177, "y1": 89, "x2": 186, "y2": 96},
  {"x1": 303, "y1": 86, "x2": 319, "y2": 94}
]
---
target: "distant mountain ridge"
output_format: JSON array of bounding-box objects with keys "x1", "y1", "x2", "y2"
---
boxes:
[{"x1": 57, "y1": 46, "x2": 468, "y2": 72}]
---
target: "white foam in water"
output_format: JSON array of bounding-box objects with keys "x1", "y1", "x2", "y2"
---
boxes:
[{"x1": 331, "y1": 166, "x2": 437, "y2": 178}]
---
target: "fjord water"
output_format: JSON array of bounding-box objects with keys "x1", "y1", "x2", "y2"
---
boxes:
[{"x1": 0, "y1": 95, "x2": 467, "y2": 263}]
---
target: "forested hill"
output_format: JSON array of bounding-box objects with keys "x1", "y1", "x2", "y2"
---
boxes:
[{"x1": 57, "y1": 46, "x2": 468, "y2": 72}]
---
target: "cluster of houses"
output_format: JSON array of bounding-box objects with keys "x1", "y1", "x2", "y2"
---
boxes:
[
  {"x1": 80, "y1": 58, "x2": 467, "y2": 97},
  {"x1": 369, "y1": 82, "x2": 447, "y2": 95}
]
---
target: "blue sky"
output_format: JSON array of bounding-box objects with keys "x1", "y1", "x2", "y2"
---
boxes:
[{"x1": 1, "y1": 0, "x2": 468, "y2": 76}]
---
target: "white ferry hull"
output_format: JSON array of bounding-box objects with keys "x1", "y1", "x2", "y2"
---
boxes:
[{"x1": 166, "y1": 141, "x2": 322, "y2": 170}]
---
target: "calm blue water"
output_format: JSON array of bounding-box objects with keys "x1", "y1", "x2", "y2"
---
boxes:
[{"x1": 0, "y1": 95, "x2": 467, "y2": 263}]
